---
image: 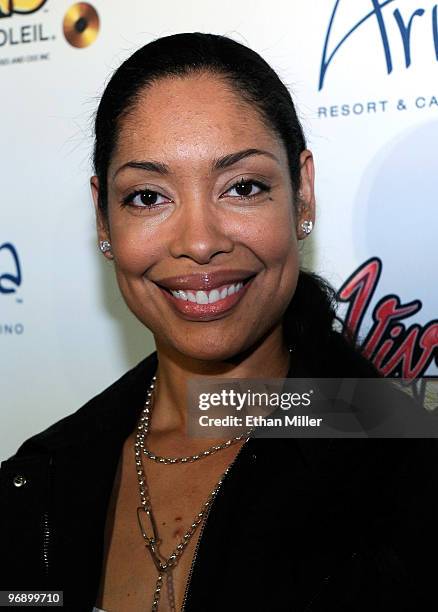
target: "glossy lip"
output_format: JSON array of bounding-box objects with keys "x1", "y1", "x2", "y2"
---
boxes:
[
  {"x1": 154, "y1": 269, "x2": 257, "y2": 292},
  {"x1": 156, "y1": 275, "x2": 256, "y2": 321}
]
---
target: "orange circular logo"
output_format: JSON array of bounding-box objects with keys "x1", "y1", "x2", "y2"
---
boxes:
[{"x1": 63, "y1": 2, "x2": 99, "y2": 48}]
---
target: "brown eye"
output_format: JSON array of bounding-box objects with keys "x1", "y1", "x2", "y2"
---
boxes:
[
  {"x1": 224, "y1": 179, "x2": 270, "y2": 200},
  {"x1": 234, "y1": 180, "x2": 254, "y2": 197},
  {"x1": 137, "y1": 191, "x2": 159, "y2": 206},
  {"x1": 123, "y1": 189, "x2": 170, "y2": 209}
]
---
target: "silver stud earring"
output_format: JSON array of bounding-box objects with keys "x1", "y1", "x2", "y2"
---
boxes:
[
  {"x1": 301, "y1": 220, "x2": 313, "y2": 235},
  {"x1": 99, "y1": 240, "x2": 112, "y2": 253}
]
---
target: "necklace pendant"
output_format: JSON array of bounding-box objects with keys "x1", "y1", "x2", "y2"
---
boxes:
[{"x1": 137, "y1": 506, "x2": 161, "y2": 547}]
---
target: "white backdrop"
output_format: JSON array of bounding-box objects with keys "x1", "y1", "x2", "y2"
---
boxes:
[{"x1": 2, "y1": 0, "x2": 437, "y2": 461}]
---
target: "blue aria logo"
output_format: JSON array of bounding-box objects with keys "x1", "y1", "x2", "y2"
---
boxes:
[
  {"x1": 0, "y1": 242, "x2": 21, "y2": 294},
  {"x1": 319, "y1": 0, "x2": 438, "y2": 90}
]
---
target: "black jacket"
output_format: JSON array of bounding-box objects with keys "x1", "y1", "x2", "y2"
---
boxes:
[{"x1": 1, "y1": 349, "x2": 438, "y2": 611}]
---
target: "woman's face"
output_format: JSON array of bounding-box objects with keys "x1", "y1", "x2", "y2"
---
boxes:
[{"x1": 91, "y1": 72, "x2": 315, "y2": 361}]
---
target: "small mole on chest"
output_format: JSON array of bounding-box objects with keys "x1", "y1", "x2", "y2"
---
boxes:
[
  {"x1": 172, "y1": 517, "x2": 184, "y2": 538},
  {"x1": 173, "y1": 527, "x2": 184, "y2": 538}
]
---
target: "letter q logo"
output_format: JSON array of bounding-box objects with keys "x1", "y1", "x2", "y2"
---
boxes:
[{"x1": 0, "y1": 0, "x2": 47, "y2": 18}]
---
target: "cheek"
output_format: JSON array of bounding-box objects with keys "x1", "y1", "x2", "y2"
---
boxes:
[
  {"x1": 109, "y1": 219, "x2": 162, "y2": 277},
  {"x1": 230, "y1": 205, "x2": 297, "y2": 265},
  {"x1": 242, "y1": 207, "x2": 300, "y2": 308}
]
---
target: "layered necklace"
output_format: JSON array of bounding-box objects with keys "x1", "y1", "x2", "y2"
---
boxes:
[{"x1": 134, "y1": 373, "x2": 253, "y2": 611}]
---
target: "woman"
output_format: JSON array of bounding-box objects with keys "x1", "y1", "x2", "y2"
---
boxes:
[{"x1": 1, "y1": 32, "x2": 437, "y2": 612}]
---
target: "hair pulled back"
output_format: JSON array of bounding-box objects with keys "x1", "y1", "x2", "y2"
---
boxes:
[{"x1": 93, "y1": 32, "x2": 305, "y2": 214}]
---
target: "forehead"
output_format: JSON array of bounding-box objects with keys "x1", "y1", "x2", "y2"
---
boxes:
[{"x1": 111, "y1": 72, "x2": 286, "y2": 171}]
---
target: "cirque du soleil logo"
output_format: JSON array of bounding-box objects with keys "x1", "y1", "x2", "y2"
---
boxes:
[
  {"x1": 319, "y1": 0, "x2": 438, "y2": 90},
  {"x1": 0, "y1": 0, "x2": 47, "y2": 18}
]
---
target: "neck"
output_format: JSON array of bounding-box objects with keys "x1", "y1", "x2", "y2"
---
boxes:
[{"x1": 150, "y1": 324, "x2": 291, "y2": 435}]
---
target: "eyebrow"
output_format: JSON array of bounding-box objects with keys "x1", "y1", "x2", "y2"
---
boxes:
[{"x1": 112, "y1": 148, "x2": 279, "y2": 179}]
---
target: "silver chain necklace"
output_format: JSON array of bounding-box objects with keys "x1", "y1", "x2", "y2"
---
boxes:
[
  {"x1": 134, "y1": 373, "x2": 253, "y2": 611},
  {"x1": 140, "y1": 346, "x2": 293, "y2": 466}
]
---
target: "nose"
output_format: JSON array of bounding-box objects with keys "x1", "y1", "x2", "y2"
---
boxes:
[{"x1": 168, "y1": 198, "x2": 234, "y2": 264}]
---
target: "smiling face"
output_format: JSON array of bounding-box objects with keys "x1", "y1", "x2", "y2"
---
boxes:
[{"x1": 91, "y1": 71, "x2": 315, "y2": 361}]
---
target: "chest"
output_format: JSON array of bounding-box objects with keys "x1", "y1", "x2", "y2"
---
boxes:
[{"x1": 95, "y1": 436, "x2": 245, "y2": 611}]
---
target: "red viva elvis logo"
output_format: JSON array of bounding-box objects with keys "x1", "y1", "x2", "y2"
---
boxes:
[{"x1": 338, "y1": 257, "x2": 438, "y2": 380}]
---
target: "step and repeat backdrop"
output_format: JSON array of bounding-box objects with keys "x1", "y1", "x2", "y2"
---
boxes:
[{"x1": 1, "y1": 0, "x2": 437, "y2": 460}]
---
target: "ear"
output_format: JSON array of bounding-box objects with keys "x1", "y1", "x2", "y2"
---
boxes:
[
  {"x1": 296, "y1": 149, "x2": 316, "y2": 240},
  {"x1": 90, "y1": 176, "x2": 113, "y2": 260}
]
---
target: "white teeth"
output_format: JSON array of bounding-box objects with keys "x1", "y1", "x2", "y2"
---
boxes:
[
  {"x1": 170, "y1": 281, "x2": 246, "y2": 303},
  {"x1": 208, "y1": 289, "x2": 220, "y2": 304},
  {"x1": 195, "y1": 290, "x2": 209, "y2": 304}
]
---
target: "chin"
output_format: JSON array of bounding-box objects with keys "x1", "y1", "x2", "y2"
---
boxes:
[{"x1": 167, "y1": 335, "x2": 254, "y2": 363}]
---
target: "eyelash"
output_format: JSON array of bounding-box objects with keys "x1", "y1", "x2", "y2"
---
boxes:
[{"x1": 121, "y1": 178, "x2": 271, "y2": 210}]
